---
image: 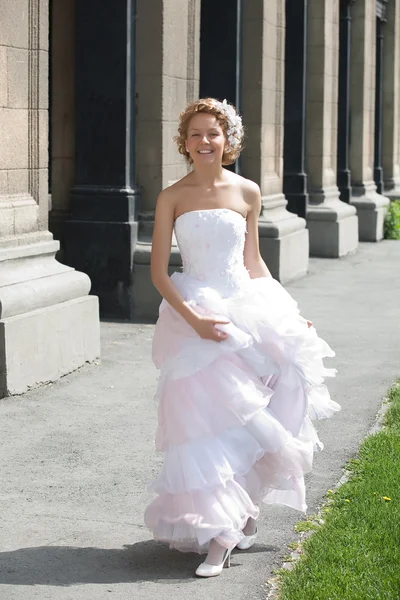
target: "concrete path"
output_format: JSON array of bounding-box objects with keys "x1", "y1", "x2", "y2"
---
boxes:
[{"x1": 0, "y1": 241, "x2": 399, "y2": 600}]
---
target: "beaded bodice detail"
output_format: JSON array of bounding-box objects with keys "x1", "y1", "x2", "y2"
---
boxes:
[{"x1": 174, "y1": 208, "x2": 250, "y2": 297}]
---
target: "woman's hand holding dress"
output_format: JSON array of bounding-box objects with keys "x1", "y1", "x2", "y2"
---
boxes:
[{"x1": 188, "y1": 314, "x2": 230, "y2": 342}]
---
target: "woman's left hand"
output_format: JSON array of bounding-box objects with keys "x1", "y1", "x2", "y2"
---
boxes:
[{"x1": 307, "y1": 320, "x2": 313, "y2": 328}]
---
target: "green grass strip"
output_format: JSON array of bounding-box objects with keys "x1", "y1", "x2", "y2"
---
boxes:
[
  {"x1": 278, "y1": 382, "x2": 400, "y2": 600},
  {"x1": 384, "y1": 200, "x2": 400, "y2": 240}
]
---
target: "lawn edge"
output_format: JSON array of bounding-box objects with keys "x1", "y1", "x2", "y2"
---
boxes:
[{"x1": 265, "y1": 380, "x2": 400, "y2": 600}]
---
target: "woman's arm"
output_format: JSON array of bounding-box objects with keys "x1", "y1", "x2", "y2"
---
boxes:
[
  {"x1": 151, "y1": 190, "x2": 229, "y2": 341},
  {"x1": 243, "y1": 181, "x2": 272, "y2": 279},
  {"x1": 151, "y1": 190, "x2": 200, "y2": 326}
]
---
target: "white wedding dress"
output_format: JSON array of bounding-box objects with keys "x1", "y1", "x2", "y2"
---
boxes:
[{"x1": 144, "y1": 208, "x2": 339, "y2": 554}]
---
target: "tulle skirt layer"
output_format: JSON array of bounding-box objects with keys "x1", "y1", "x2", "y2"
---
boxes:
[{"x1": 145, "y1": 274, "x2": 339, "y2": 553}]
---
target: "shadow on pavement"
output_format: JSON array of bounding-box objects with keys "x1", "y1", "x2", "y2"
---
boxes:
[{"x1": 0, "y1": 540, "x2": 277, "y2": 586}]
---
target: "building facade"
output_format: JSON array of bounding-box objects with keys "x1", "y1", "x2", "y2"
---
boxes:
[{"x1": 1, "y1": 0, "x2": 398, "y2": 395}]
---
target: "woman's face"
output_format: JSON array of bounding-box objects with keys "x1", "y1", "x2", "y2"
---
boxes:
[{"x1": 185, "y1": 113, "x2": 226, "y2": 166}]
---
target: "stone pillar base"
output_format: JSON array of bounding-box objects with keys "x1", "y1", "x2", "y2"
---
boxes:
[
  {"x1": 307, "y1": 188, "x2": 359, "y2": 257},
  {"x1": 1, "y1": 297, "x2": 99, "y2": 397},
  {"x1": 64, "y1": 185, "x2": 141, "y2": 320},
  {"x1": 259, "y1": 194, "x2": 309, "y2": 283},
  {"x1": 383, "y1": 179, "x2": 400, "y2": 201},
  {"x1": 0, "y1": 241, "x2": 100, "y2": 397},
  {"x1": 350, "y1": 183, "x2": 390, "y2": 241},
  {"x1": 65, "y1": 219, "x2": 139, "y2": 320},
  {"x1": 384, "y1": 189, "x2": 400, "y2": 201}
]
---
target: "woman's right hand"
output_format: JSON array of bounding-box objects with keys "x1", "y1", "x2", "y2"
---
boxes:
[{"x1": 190, "y1": 315, "x2": 230, "y2": 342}]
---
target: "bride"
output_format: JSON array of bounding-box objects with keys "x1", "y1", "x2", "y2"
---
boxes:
[{"x1": 145, "y1": 97, "x2": 339, "y2": 578}]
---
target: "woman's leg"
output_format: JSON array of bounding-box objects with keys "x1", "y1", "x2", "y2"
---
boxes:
[
  {"x1": 203, "y1": 539, "x2": 230, "y2": 565},
  {"x1": 242, "y1": 516, "x2": 257, "y2": 535}
]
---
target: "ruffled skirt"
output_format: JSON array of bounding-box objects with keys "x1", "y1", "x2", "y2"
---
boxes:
[{"x1": 144, "y1": 274, "x2": 339, "y2": 554}]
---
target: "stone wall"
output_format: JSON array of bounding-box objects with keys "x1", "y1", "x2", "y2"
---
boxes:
[
  {"x1": 305, "y1": 0, "x2": 359, "y2": 257},
  {"x1": 135, "y1": 0, "x2": 200, "y2": 214},
  {"x1": 0, "y1": 0, "x2": 49, "y2": 245},
  {"x1": 241, "y1": 0, "x2": 309, "y2": 282},
  {"x1": 49, "y1": 0, "x2": 75, "y2": 249},
  {"x1": 0, "y1": 0, "x2": 99, "y2": 398},
  {"x1": 383, "y1": 0, "x2": 400, "y2": 197},
  {"x1": 349, "y1": 0, "x2": 389, "y2": 241}
]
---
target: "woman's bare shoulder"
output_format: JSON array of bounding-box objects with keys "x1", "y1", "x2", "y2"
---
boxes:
[
  {"x1": 159, "y1": 174, "x2": 194, "y2": 201},
  {"x1": 156, "y1": 174, "x2": 193, "y2": 211},
  {"x1": 167, "y1": 173, "x2": 195, "y2": 193},
  {"x1": 227, "y1": 172, "x2": 261, "y2": 207},
  {"x1": 238, "y1": 175, "x2": 261, "y2": 197}
]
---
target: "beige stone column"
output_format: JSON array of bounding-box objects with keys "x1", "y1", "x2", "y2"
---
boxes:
[
  {"x1": 349, "y1": 0, "x2": 389, "y2": 240},
  {"x1": 48, "y1": 0, "x2": 75, "y2": 254},
  {"x1": 306, "y1": 0, "x2": 358, "y2": 257},
  {"x1": 0, "y1": 0, "x2": 99, "y2": 397},
  {"x1": 135, "y1": 0, "x2": 200, "y2": 216},
  {"x1": 133, "y1": 0, "x2": 201, "y2": 318},
  {"x1": 383, "y1": 0, "x2": 400, "y2": 198},
  {"x1": 241, "y1": 0, "x2": 309, "y2": 282}
]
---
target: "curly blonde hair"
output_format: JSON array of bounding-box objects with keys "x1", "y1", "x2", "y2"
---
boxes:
[{"x1": 174, "y1": 98, "x2": 244, "y2": 166}]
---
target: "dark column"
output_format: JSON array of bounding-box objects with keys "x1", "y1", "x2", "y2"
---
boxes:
[
  {"x1": 283, "y1": 0, "x2": 308, "y2": 219},
  {"x1": 374, "y1": 9, "x2": 387, "y2": 194},
  {"x1": 64, "y1": 0, "x2": 141, "y2": 320},
  {"x1": 200, "y1": 0, "x2": 242, "y2": 172},
  {"x1": 337, "y1": 0, "x2": 354, "y2": 203},
  {"x1": 200, "y1": 0, "x2": 241, "y2": 106}
]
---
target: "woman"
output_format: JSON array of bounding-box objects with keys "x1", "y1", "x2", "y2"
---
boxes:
[{"x1": 145, "y1": 98, "x2": 339, "y2": 577}]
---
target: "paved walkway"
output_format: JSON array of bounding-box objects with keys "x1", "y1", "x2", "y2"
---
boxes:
[{"x1": 0, "y1": 241, "x2": 399, "y2": 600}]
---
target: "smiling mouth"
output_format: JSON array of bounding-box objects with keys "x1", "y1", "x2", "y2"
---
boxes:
[{"x1": 198, "y1": 150, "x2": 213, "y2": 154}]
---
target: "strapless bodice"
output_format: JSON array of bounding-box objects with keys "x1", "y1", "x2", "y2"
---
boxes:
[{"x1": 174, "y1": 208, "x2": 250, "y2": 297}]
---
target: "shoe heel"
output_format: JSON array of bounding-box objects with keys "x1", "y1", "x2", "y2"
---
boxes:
[{"x1": 224, "y1": 552, "x2": 231, "y2": 569}]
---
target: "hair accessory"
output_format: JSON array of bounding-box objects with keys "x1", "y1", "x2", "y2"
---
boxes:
[{"x1": 215, "y1": 99, "x2": 243, "y2": 149}]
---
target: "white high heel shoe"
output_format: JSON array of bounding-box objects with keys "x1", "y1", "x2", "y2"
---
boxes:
[
  {"x1": 236, "y1": 529, "x2": 258, "y2": 550},
  {"x1": 195, "y1": 548, "x2": 231, "y2": 578}
]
